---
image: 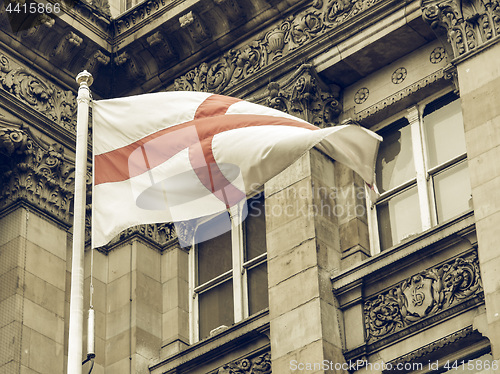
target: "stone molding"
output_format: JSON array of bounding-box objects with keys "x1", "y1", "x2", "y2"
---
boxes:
[
  {"x1": 354, "y1": 69, "x2": 445, "y2": 122},
  {"x1": 421, "y1": 0, "x2": 500, "y2": 61},
  {"x1": 0, "y1": 126, "x2": 75, "y2": 224},
  {"x1": 96, "y1": 222, "x2": 178, "y2": 252},
  {"x1": 385, "y1": 326, "x2": 474, "y2": 369},
  {"x1": 171, "y1": 0, "x2": 384, "y2": 94},
  {"x1": 248, "y1": 64, "x2": 342, "y2": 127},
  {"x1": 364, "y1": 250, "x2": 483, "y2": 344},
  {"x1": 213, "y1": 351, "x2": 271, "y2": 374},
  {"x1": 0, "y1": 53, "x2": 77, "y2": 132}
]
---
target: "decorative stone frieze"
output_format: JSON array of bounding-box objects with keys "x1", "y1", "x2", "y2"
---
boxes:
[
  {"x1": 249, "y1": 64, "x2": 342, "y2": 127},
  {"x1": 0, "y1": 126, "x2": 75, "y2": 223},
  {"x1": 0, "y1": 53, "x2": 77, "y2": 132},
  {"x1": 172, "y1": 0, "x2": 383, "y2": 94},
  {"x1": 214, "y1": 351, "x2": 271, "y2": 374},
  {"x1": 115, "y1": 0, "x2": 167, "y2": 34},
  {"x1": 421, "y1": 0, "x2": 500, "y2": 60},
  {"x1": 364, "y1": 251, "x2": 483, "y2": 343},
  {"x1": 179, "y1": 11, "x2": 211, "y2": 44}
]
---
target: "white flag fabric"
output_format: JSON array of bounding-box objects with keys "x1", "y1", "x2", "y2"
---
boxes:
[{"x1": 92, "y1": 91, "x2": 381, "y2": 248}]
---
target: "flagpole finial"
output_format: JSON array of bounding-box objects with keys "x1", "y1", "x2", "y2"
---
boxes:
[{"x1": 76, "y1": 70, "x2": 93, "y2": 88}]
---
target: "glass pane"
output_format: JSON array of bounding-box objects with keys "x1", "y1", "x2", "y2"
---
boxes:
[
  {"x1": 442, "y1": 353, "x2": 494, "y2": 373},
  {"x1": 377, "y1": 186, "x2": 421, "y2": 250},
  {"x1": 198, "y1": 280, "x2": 234, "y2": 339},
  {"x1": 376, "y1": 122, "x2": 415, "y2": 193},
  {"x1": 434, "y1": 161, "x2": 472, "y2": 223},
  {"x1": 197, "y1": 214, "x2": 232, "y2": 285},
  {"x1": 424, "y1": 99, "x2": 466, "y2": 168},
  {"x1": 245, "y1": 194, "x2": 267, "y2": 261},
  {"x1": 248, "y1": 262, "x2": 268, "y2": 315}
]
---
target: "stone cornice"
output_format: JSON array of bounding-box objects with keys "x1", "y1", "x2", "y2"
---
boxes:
[
  {"x1": 168, "y1": 0, "x2": 391, "y2": 96},
  {"x1": 421, "y1": 0, "x2": 500, "y2": 62}
]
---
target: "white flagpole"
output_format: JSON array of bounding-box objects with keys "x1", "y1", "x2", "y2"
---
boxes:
[{"x1": 67, "y1": 71, "x2": 93, "y2": 374}]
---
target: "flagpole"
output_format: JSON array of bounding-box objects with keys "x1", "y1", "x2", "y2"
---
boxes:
[{"x1": 67, "y1": 71, "x2": 93, "y2": 374}]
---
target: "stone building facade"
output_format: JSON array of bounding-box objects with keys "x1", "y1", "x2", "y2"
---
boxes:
[{"x1": 0, "y1": 0, "x2": 499, "y2": 373}]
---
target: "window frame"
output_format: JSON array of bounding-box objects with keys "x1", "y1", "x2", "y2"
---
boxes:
[
  {"x1": 368, "y1": 89, "x2": 470, "y2": 255},
  {"x1": 188, "y1": 192, "x2": 268, "y2": 343}
]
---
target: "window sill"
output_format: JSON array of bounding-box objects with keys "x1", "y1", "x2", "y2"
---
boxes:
[{"x1": 332, "y1": 210, "x2": 475, "y2": 293}]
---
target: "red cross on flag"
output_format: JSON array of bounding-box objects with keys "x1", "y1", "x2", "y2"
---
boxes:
[{"x1": 92, "y1": 91, "x2": 381, "y2": 248}]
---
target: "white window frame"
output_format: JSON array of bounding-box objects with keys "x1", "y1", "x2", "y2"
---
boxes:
[
  {"x1": 368, "y1": 89, "x2": 468, "y2": 255},
  {"x1": 188, "y1": 195, "x2": 267, "y2": 343}
]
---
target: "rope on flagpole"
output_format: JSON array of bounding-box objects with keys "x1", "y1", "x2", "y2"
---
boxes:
[{"x1": 67, "y1": 71, "x2": 93, "y2": 374}]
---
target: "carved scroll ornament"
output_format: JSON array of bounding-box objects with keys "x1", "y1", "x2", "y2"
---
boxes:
[
  {"x1": 422, "y1": 0, "x2": 500, "y2": 59},
  {"x1": 0, "y1": 54, "x2": 77, "y2": 132},
  {"x1": 364, "y1": 252, "x2": 482, "y2": 343},
  {"x1": 172, "y1": 0, "x2": 383, "y2": 94},
  {"x1": 0, "y1": 127, "x2": 75, "y2": 222}
]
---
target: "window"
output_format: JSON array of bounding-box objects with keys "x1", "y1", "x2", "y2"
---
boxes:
[
  {"x1": 369, "y1": 93, "x2": 472, "y2": 252},
  {"x1": 190, "y1": 193, "x2": 268, "y2": 341}
]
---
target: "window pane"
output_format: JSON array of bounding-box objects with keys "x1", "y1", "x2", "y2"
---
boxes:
[
  {"x1": 197, "y1": 214, "x2": 232, "y2": 285},
  {"x1": 248, "y1": 262, "x2": 268, "y2": 315},
  {"x1": 434, "y1": 161, "x2": 472, "y2": 223},
  {"x1": 424, "y1": 99, "x2": 466, "y2": 168},
  {"x1": 245, "y1": 194, "x2": 267, "y2": 261},
  {"x1": 198, "y1": 280, "x2": 234, "y2": 339},
  {"x1": 377, "y1": 186, "x2": 421, "y2": 250},
  {"x1": 376, "y1": 122, "x2": 415, "y2": 193}
]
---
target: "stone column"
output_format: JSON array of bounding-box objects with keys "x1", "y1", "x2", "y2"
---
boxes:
[
  {"x1": 0, "y1": 128, "x2": 72, "y2": 373},
  {"x1": 266, "y1": 149, "x2": 346, "y2": 373},
  {"x1": 422, "y1": 0, "x2": 500, "y2": 362}
]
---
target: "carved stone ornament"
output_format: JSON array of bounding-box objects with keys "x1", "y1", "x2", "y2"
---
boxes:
[
  {"x1": 114, "y1": 51, "x2": 145, "y2": 81},
  {"x1": 249, "y1": 64, "x2": 342, "y2": 127},
  {"x1": 95, "y1": 222, "x2": 178, "y2": 251},
  {"x1": 0, "y1": 126, "x2": 75, "y2": 223},
  {"x1": 172, "y1": 0, "x2": 383, "y2": 93},
  {"x1": 51, "y1": 31, "x2": 83, "y2": 64},
  {"x1": 421, "y1": 0, "x2": 500, "y2": 60},
  {"x1": 215, "y1": 352, "x2": 271, "y2": 374},
  {"x1": 179, "y1": 11, "x2": 211, "y2": 44},
  {"x1": 364, "y1": 251, "x2": 482, "y2": 343},
  {"x1": 0, "y1": 53, "x2": 77, "y2": 132}
]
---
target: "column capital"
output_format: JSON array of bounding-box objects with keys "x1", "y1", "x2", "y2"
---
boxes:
[{"x1": 421, "y1": 0, "x2": 500, "y2": 62}]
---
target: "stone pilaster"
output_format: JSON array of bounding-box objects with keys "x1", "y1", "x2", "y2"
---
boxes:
[
  {"x1": 266, "y1": 149, "x2": 346, "y2": 373},
  {"x1": 422, "y1": 0, "x2": 500, "y2": 363}
]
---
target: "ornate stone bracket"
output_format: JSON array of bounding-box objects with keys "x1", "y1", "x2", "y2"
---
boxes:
[
  {"x1": 146, "y1": 32, "x2": 177, "y2": 66},
  {"x1": 114, "y1": 51, "x2": 146, "y2": 82},
  {"x1": 179, "y1": 11, "x2": 211, "y2": 44},
  {"x1": 83, "y1": 50, "x2": 111, "y2": 75},
  {"x1": 249, "y1": 64, "x2": 342, "y2": 127},
  {"x1": 364, "y1": 251, "x2": 483, "y2": 344},
  {"x1": 51, "y1": 31, "x2": 84, "y2": 65},
  {"x1": 0, "y1": 53, "x2": 77, "y2": 132},
  {"x1": 214, "y1": 0, "x2": 245, "y2": 25},
  {"x1": 421, "y1": 0, "x2": 500, "y2": 60},
  {"x1": 0, "y1": 126, "x2": 75, "y2": 223}
]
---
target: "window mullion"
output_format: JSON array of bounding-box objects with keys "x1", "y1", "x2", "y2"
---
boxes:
[
  {"x1": 230, "y1": 206, "x2": 245, "y2": 323},
  {"x1": 407, "y1": 106, "x2": 432, "y2": 231},
  {"x1": 189, "y1": 239, "x2": 198, "y2": 344}
]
